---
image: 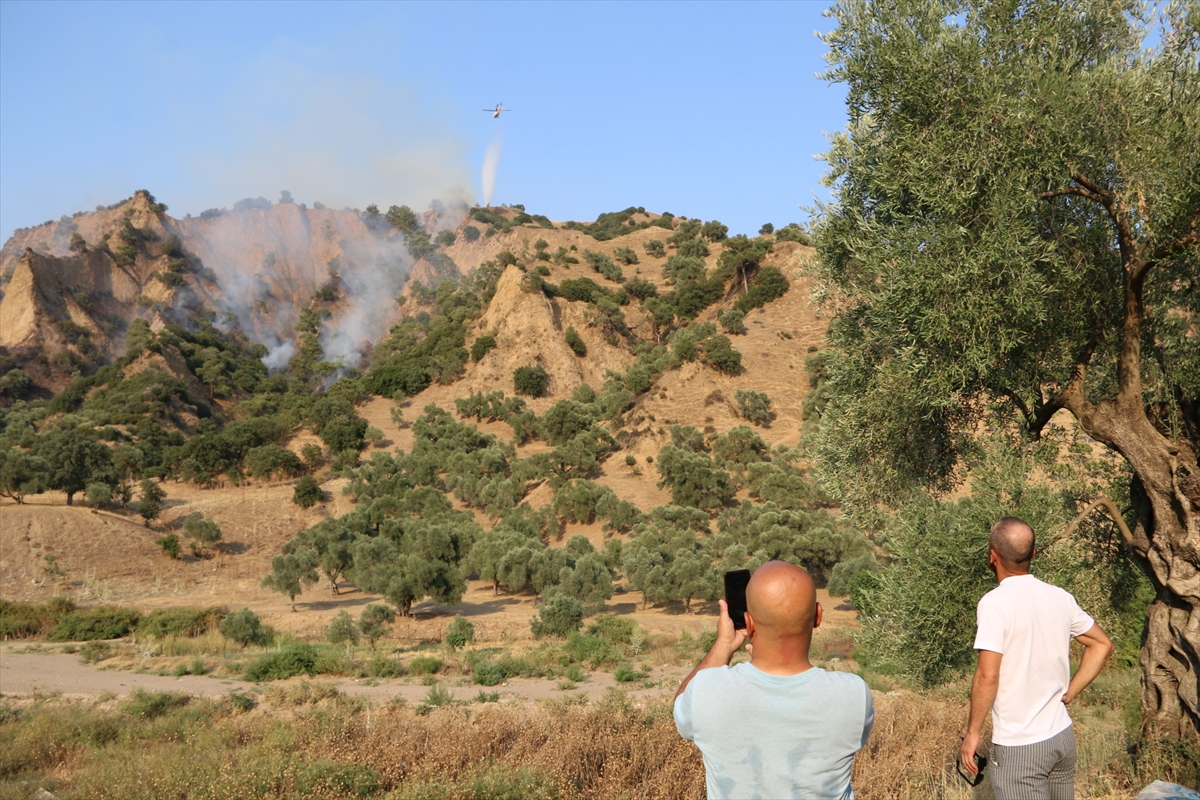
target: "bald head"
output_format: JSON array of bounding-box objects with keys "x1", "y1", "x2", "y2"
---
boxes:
[
  {"x1": 990, "y1": 517, "x2": 1035, "y2": 571},
  {"x1": 745, "y1": 561, "x2": 818, "y2": 639}
]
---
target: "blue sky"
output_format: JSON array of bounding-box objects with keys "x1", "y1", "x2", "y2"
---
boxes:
[{"x1": 0, "y1": 1, "x2": 846, "y2": 241}]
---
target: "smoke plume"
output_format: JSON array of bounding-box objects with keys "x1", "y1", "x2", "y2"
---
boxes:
[{"x1": 482, "y1": 141, "x2": 501, "y2": 207}]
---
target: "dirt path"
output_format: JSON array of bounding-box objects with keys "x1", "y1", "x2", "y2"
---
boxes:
[{"x1": 0, "y1": 646, "x2": 686, "y2": 704}]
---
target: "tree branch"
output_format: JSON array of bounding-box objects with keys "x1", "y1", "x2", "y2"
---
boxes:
[
  {"x1": 1039, "y1": 339, "x2": 1096, "y2": 430},
  {"x1": 1052, "y1": 497, "x2": 1135, "y2": 549}
]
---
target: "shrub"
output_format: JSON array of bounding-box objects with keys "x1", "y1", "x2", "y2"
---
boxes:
[
  {"x1": 624, "y1": 277, "x2": 657, "y2": 300},
  {"x1": 644, "y1": 239, "x2": 666, "y2": 257},
  {"x1": 326, "y1": 611, "x2": 360, "y2": 645},
  {"x1": 219, "y1": 607, "x2": 267, "y2": 647},
  {"x1": 583, "y1": 250, "x2": 624, "y2": 283},
  {"x1": 774, "y1": 223, "x2": 811, "y2": 245},
  {"x1": 0, "y1": 598, "x2": 75, "y2": 639},
  {"x1": 243, "y1": 644, "x2": 319, "y2": 681},
  {"x1": 733, "y1": 266, "x2": 789, "y2": 313},
  {"x1": 530, "y1": 594, "x2": 584, "y2": 638},
  {"x1": 613, "y1": 246, "x2": 639, "y2": 265},
  {"x1": 408, "y1": 655, "x2": 442, "y2": 675},
  {"x1": 182, "y1": 514, "x2": 222, "y2": 550},
  {"x1": 701, "y1": 220, "x2": 729, "y2": 242},
  {"x1": 85, "y1": 482, "x2": 112, "y2": 508},
  {"x1": 564, "y1": 327, "x2": 587, "y2": 357},
  {"x1": 139, "y1": 607, "x2": 226, "y2": 638},
  {"x1": 513, "y1": 365, "x2": 549, "y2": 397},
  {"x1": 735, "y1": 389, "x2": 773, "y2": 426},
  {"x1": 828, "y1": 553, "x2": 880, "y2": 598},
  {"x1": 124, "y1": 688, "x2": 190, "y2": 719},
  {"x1": 435, "y1": 230, "x2": 456, "y2": 247},
  {"x1": 702, "y1": 336, "x2": 742, "y2": 374},
  {"x1": 359, "y1": 603, "x2": 396, "y2": 648},
  {"x1": 49, "y1": 606, "x2": 141, "y2": 641},
  {"x1": 719, "y1": 308, "x2": 747, "y2": 335},
  {"x1": 759, "y1": 223, "x2": 775, "y2": 235},
  {"x1": 471, "y1": 335, "x2": 497, "y2": 362},
  {"x1": 462, "y1": 225, "x2": 481, "y2": 242},
  {"x1": 156, "y1": 534, "x2": 181, "y2": 559},
  {"x1": 676, "y1": 238, "x2": 710, "y2": 258},
  {"x1": 293, "y1": 475, "x2": 328, "y2": 508},
  {"x1": 446, "y1": 614, "x2": 475, "y2": 649}
]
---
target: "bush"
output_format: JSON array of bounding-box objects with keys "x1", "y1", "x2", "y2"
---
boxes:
[
  {"x1": 735, "y1": 389, "x2": 773, "y2": 426},
  {"x1": 446, "y1": 614, "x2": 475, "y2": 649},
  {"x1": 583, "y1": 250, "x2": 624, "y2": 283},
  {"x1": 49, "y1": 606, "x2": 141, "y2": 641},
  {"x1": 702, "y1": 336, "x2": 742, "y2": 374},
  {"x1": 243, "y1": 644, "x2": 319, "y2": 681},
  {"x1": 85, "y1": 482, "x2": 112, "y2": 508},
  {"x1": 513, "y1": 365, "x2": 550, "y2": 397},
  {"x1": 0, "y1": 597, "x2": 75, "y2": 639},
  {"x1": 470, "y1": 335, "x2": 498, "y2": 362},
  {"x1": 612, "y1": 246, "x2": 639, "y2": 265},
  {"x1": 734, "y1": 266, "x2": 789, "y2": 313},
  {"x1": 462, "y1": 225, "x2": 481, "y2": 242},
  {"x1": 408, "y1": 655, "x2": 442, "y2": 675},
  {"x1": 156, "y1": 534, "x2": 181, "y2": 559},
  {"x1": 759, "y1": 223, "x2": 775, "y2": 235},
  {"x1": 564, "y1": 327, "x2": 587, "y2": 357},
  {"x1": 774, "y1": 223, "x2": 811, "y2": 245},
  {"x1": 219, "y1": 607, "x2": 268, "y2": 647},
  {"x1": 435, "y1": 230, "x2": 457, "y2": 247},
  {"x1": 624, "y1": 277, "x2": 657, "y2": 300},
  {"x1": 139, "y1": 607, "x2": 226, "y2": 638},
  {"x1": 293, "y1": 475, "x2": 328, "y2": 508},
  {"x1": 326, "y1": 611, "x2": 360, "y2": 645},
  {"x1": 531, "y1": 594, "x2": 584, "y2": 638},
  {"x1": 719, "y1": 308, "x2": 747, "y2": 335},
  {"x1": 828, "y1": 553, "x2": 880, "y2": 598},
  {"x1": 644, "y1": 240, "x2": 666, "y2": 257},
  {"x1": 182, "y1": 514, "x2": 222, "y2": 550},
  {"x1": 124, "y1": 688, "x2": 190, "y2": 719}
]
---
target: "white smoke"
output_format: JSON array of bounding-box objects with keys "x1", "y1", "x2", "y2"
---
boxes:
[{"x1": 482, "y1": 141, "x2": 501, "y2": 207}]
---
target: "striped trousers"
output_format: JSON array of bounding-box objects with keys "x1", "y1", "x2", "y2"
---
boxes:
[{"x1": 989, "y1": 725, "x2": 1077, "y2": 800}]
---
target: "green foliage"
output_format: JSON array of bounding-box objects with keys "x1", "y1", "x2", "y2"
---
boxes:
[
  {"x1": 643, "y1": 239, "x2": 666, "y2": 257},
  {"x1": 386, "y1": 204, "x2": 419, "y2": 233},
  {"x1": 0, "y1": 368, "x2": 33, "y2": 399},
  {"x1": 156, "y1": 534, "x2": 181, "y2": 559},
  {"x1": 564, "y1": 326, "x2": 587, "y2": 357},
  {"x1": 612, "y1": 246, "x2": 639, "y2": 265},
  {"x1": 759, "y1": 223, "x2": 774, "y2": 235},
  {"x1": 359, "y1": 603, "x2": 396, "y2": 648},
  {"x1": 319, "y1": 415, "x2": 368, "y2": 453},
  {"x1": 48, "y1": 606, "x2": 141, "y2": 641},
  {"x1": 261, "y1": 547, "x2": 320, "y2": 608},
  {"x1": 182, "y1": 514, "x2": 223, "y2": 550},
  {"x1": 513, "y1": 365, "x2": 549, "y2": 398},
  {"x1": 774, "y1": 223, "x2": 810, "y2": 245},
  {"x1": 701, "y1": 335, "x2": 741, "y2": 375},
  {"x1": 137, "y1": 478, "x2": 166, "y2": 525},
  {"x1": 138, "y1": 607, "x2": 226, "y2": 638},
  {"x1": 827, "y1": 552, "x2": 879, "y2": 598},
  {"x1": 408, "y1": 655, "x2": 442, "y2": 675},
  {"x1": 563, "y1": 206, "x2": 650, "y2": 241},
  {"x1": 0, "y1": 597, "x2": 76, "y2": 639},
  {"x1": 662, "y1": 255, "x2": 706, "y2": 285},
  {"x1": 718, "y1": 308, "x2": 747, "y2": 335},
  {"x1": 734, "y1": 389, "x2": 772, "y2": 426},
  {"x1": 38, "y1": 427, "x2": 115, "y2": 506},
  {"x1": 0, "y1": 448, "x2": 49, "y2": 503},
  {"x1": 446, "y1": 613, "x2": 475, "y2": 649},
  {"x1": 243, "y1": 644, "x2": 320, "y2": 681},
  {"x1": 462, "y1": 225, "x2": 481, "y2": 242},
  {"x1": 701, "y1": 220, "x2": 729, "y2": 243},
  {"x1": 531, "y1": 594, "x2": 584, "y2": 638},
  {"x1": 583, "y1": 250, "x2": 624, "y2": 283},
  {"x1": 123, "y1": 688, "x2": 190, "y2": 719},
  {"x1": 471, "y1": 334, "x2": 497, "y2": 362},
  {"x1": 655, "y1": 443, "x2": 734, "y2": 511},
  {"x1": 245, "y1": 444, "x2": 304, "y2": 480},
  {"x1": 219, "y1": 607, "x2": 268, "y2": 647},
  {"x1": 326, "y1": 610, "x2": 360, "y2": 645},
  {"x1": 732, "y1": 265, "x2": 788, "y2": 313}
]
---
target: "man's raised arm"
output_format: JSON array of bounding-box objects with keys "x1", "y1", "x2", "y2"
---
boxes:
[{"x1": 675, "y1": 599, "x2": 747, "y2": 700}]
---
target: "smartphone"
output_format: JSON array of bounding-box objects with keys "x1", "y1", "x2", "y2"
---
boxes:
[
  {"x1": 955, "y1": 753, "x2": 987, "y2": 787},
  {"x1": 724, "y1": 569, "x2": 752, "y2": 630}
]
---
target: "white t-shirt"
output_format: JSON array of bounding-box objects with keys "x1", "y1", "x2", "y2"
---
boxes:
[
  {"x1": 974, "y1": 573, "x2": 1095, "y2": 746},
  {"x1": 674, "y1": 663, "x2": 874, "y2": 799}
]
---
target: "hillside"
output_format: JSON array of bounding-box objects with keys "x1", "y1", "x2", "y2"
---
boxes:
[{"x1": 0, "y1": 193, "x2": 834, "y2": 645}]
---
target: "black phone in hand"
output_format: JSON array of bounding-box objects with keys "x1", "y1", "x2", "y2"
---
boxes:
[
  {"x1": 956, "y1": 753, "x2": 987, "y2": 787},
  {"x1": 724, "y1": 569, "x2": 751, "y2": 630}
]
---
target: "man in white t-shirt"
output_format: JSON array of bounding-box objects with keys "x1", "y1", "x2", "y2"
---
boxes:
[{"x1": 960, "y1": 517, "x2": 1114, "y2": 799}]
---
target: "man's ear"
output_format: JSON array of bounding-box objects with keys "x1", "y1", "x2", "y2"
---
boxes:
[
  {"x1": 744, "y1": 611, "x2": 756, "y2": 638},
  {"x1": 813, "y1": 602, "x2": 823, "y2": 631}
]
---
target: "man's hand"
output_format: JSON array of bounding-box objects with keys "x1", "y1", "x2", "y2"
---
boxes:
[
  {"x1": 674, "y1": 599, "x2": 747, "y2": 700},
  {"x1": 959, "y1": 732, "x2": 983, "y2": 775},
  {"x1": 1063, "y1": 623, "x2": 1113, "y2": 705}
]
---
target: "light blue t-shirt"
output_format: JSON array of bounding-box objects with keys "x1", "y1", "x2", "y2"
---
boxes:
[{"x1": 674, "y1": 663, "x2": 874, "y2": 800}]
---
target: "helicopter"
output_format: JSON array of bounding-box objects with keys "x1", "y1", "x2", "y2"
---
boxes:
[{"x1": 484, "y1": 103, "x2": 509, "y2": 118}]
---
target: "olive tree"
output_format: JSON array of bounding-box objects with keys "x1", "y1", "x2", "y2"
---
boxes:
[{"x1": 812, "y1": 0, "x2": 1199, "y2": 736}]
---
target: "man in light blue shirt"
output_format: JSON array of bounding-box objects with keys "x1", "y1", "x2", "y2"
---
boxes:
[{"x1": 674, "y1": 561, "x2": 874, "y2": 800}]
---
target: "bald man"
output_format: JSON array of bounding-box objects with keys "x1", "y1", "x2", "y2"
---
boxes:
[
  {"x1": 674, "y1": 561, "x2": 874, "y2": 799},
  {"x1": 961, "y1": 517, "x2": 1113, "y2": 799}
]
